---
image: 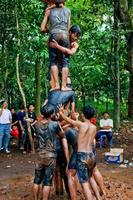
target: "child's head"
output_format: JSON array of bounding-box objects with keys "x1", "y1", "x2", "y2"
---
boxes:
[
  {"x1": 41, "y1": 104, "x2": 55, "y2": 119},
  {"x1": 69, "y1": 25, "x2": 81, "y2": 42},
  {"x1": 82, "y1": 105, "x2": 95, "y2": 120},
  {"x1": 10, "y1": 107, "x2": 15, "y2": 114},
  {"x1": 53, "y1": 0, "x2": 65, "y2": 7},
  {"x1": 28, "y1": 104, "x2": 35, "y2": 112},
  {"x1": 102, "y1": 112, "x2": 109, "y2": 119}
]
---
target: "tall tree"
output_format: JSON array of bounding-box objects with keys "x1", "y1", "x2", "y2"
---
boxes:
[
  {"x1": 15, "y1": 5, "x2": 35, "y2": 153},
  {"x1": 113, "y1": 4, "x2": 120, "y2": 129},
  {"x1": 114, "y1": 0, "x2": 133, "y2": 117}
]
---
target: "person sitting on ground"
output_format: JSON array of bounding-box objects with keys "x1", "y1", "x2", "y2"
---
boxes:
[
  {"x1": 33, "y1": 104, "x2": 69, "y2": 200},
  {"x1": 96, "y1": 112, "x2": 113, "y2": 147},
  {"x1": 58, "y1": 105, "x2": 100, "y2": 200},
  {"x1": 41, "y1": 0, "x2": 71, "y2": 91},
  {"x1": 49, "y1": 25, "x2": 81, "y2": 90}
]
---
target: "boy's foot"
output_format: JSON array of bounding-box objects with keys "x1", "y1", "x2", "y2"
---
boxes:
[
  {"x1": 23, "y1": 151, "x2": 27, "y2": 155},
  {"x1": 50, "y1": 87, "x2": 60, "y2": 92},
  {"x1": 61, "y1": 86, "x2": 72, "y2": 91}
]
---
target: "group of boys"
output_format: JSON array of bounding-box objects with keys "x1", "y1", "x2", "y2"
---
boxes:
[{"x1": 33, "y1": 0, "x2": 105, "y2": 200}]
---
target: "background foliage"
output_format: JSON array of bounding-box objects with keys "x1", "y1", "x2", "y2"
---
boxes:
[{"x1": 0, "y1": 0, "x2": 132, "y2": 122}]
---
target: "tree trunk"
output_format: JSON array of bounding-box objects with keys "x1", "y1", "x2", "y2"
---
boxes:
[
  {"x1": 114, "y1": 0, "x2": 133, "y2": 118},
  {"x1": 15, "y1": 7, "x2": 35, "y2": 154},
  {"x1": 128, "y1": 74, "x2": 133, "y2": 117},
  {"x1": 127, "y1": 34, "x2": 133, "y2": 117},
  {"x1": 113, "y1": 7, "x2": 120, "y2": 130},
  {"x1": 35, "y1": 56, "x2": 41, "y2": 116}
]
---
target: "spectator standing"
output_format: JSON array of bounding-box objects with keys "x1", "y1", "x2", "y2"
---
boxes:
[
  {"x1": 0, "y1": 101, "x2": 12, "y2": 153},
  {"x1": 23, "y1": 104, "x2": 37, "y2": 154}
]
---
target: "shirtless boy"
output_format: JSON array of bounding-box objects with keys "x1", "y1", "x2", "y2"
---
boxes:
[{"x1": 59, "y1": 105, "x2": 98, "y2": 200}]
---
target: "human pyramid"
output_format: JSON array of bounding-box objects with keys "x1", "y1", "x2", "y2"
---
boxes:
[{"x1": 33, "y1": 1, "x2": 105, "y2": 200}]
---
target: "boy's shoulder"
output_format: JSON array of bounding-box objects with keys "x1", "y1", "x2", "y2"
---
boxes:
[{"x1": 85, "y1": 121, "x2": 96, "y2": 130}]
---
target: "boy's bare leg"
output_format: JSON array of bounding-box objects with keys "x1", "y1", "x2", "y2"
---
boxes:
[
  {"x1": 42, "y1": 186, "x2": 51, "y2": 200},
  {"x1": 67, "y1": 171, "x2": 77, "y2": 200},
  {"x1": 81, "y1": 182, "x2": 94, "y2": 200},
  {"x1": 50, "y1": 74, "x2": 56, "y2": 90},
  {"x1": 62, "y1": 67, "x2": 71, "y2": 91},
  {"x1": 93, "y1": 166, "x2": 106, "y2": 196},
  {"x1": 50, "y1": 65, "x2": 60, "y2": 90},
  {"x1": 90, "y1": 176, "x2": 101, "y2": 200},
  {"x1": 33, "y1": 184, "x2": 40, "y2": 200}
]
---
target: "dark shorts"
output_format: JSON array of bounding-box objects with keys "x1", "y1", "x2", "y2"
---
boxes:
[
  {"x1": 49, "y1": 33, "x2": 70, "y2": 68},
  {"x1": 34, "y1": 157, "x2": 56, "y2": 186},
  {"x1": 68, "y1": 152, "x2": 77, "y2": 169},
  {"x1": 77, "y1": 152, "x2": 96, "y2": 183}
]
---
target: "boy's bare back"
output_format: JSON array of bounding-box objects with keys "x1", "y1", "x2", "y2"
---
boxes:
[{"x1": 77, "y1": 121, "x2": 96, "y2": 152}]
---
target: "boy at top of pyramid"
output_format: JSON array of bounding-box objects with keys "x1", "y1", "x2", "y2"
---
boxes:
[{"x1": 41, "y1": 0, "x2": 71, "y2": 91}]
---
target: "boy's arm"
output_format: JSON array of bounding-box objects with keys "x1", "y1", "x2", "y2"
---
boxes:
[
  {"x1": 56, "y1": 122, "x2": 69, "y2": 163},
  {"x1": 59, "y1": 107, "x2": 81, "y2": 128},
  {"x1": 68, "y1": 15, "x2": 71, "y2": 30},
  {"x1": 45, "y1": 4, "x2": 56, "y2": 11},
  {"x1": 61, "y1": 138, "x2": 69, "y2": 164},
  {"x1": 41, "y1": 10, "x2": 50, "y2": 32},
  {"x1": 50, "y1": 40, "x2": 79, "y2": 55}
]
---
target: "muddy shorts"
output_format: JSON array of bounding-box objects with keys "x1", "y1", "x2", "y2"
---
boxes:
[
  {"x1": 77, "y1": 152, "x2": 96, "y2": 183},
  {"x1": 34, "y1": 157, "x2": 56, "y2": 186}
]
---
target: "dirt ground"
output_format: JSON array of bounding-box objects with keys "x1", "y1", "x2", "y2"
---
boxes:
[{"x1": 0, "y1": 121, "x2": 133, "y2": 200}]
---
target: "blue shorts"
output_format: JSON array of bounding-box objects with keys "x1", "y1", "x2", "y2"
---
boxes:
[{"x1": 77, "y1": 152, "x2": 96, "y2": 183}]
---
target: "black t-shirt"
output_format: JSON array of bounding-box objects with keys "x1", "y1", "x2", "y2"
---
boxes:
[
  {"x1": 28, "y1": 112, "x2": 36, "y2": 121},
  {"x1": 12, "y1": 113, "x2": 18, "y2": 124},
  {"x1": 35, "y1": 120, "x2": 61, "y2": 155},
  {"x1": 17, "y1": 111, "x2": 25, "y2": 126}
]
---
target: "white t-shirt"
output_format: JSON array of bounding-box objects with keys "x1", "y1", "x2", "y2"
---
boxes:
[
  {"x1": 100, "y1": 118, "x2": 113, "y2": 132},
  {"x1": 0, "y1": 109, "x2": 12, "y2": 124}
]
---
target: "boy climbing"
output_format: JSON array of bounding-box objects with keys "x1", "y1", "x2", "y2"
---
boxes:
[{"x1": 41, "y1": 0, "x2": 71, "y2": 91}]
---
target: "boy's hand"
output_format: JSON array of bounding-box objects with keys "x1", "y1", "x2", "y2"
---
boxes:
[
  {"x1": 50, "y1": 39, "x2": 58, "y2": 48},
  {"x1": 75, "y1": 112, "x2": 79, "y2": 120},
  {"x1": 58, "y1": 104, "x2": 64, "y2": 113},
  {"x1": 71, "y1": 111, "x2": 79, "y2": 120}
]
